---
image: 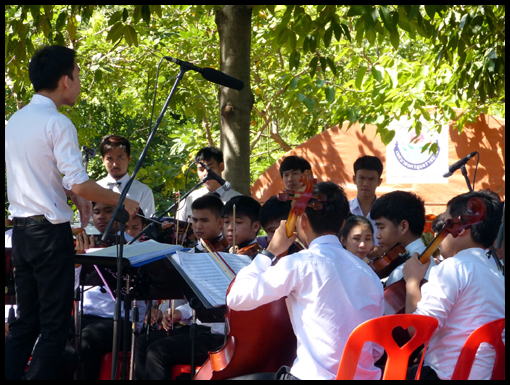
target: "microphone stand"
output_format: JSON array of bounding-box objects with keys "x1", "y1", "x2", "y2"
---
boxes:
[
  {"x1": 102, "y1": 61, "x2": 191, "y2": 380},
  {"x1": 459, "y1": 165, "x2": 504, "y2": 276},
  {"x1": 461, "y1": 165, "x2": 473, "y2": 192}
]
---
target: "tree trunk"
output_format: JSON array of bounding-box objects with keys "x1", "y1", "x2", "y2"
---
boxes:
[{"x1": 215, "y1": 5, "x2": 254, "y2": 195}]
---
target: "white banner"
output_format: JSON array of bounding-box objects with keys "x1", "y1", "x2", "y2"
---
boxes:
[{"x1": 386, "y1": 116, "x2": 449, "y2": 184}]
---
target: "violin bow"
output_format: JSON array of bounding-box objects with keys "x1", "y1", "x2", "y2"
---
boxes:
[{"x1": 201, "y1": 238, "x2": 236, "y2": 279}]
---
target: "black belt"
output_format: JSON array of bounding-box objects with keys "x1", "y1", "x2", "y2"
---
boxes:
[{"x1": 12, "y1": 215, "x2": 51, "y2": 226}]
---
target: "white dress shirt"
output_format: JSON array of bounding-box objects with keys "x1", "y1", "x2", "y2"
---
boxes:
[
  {"x1": 414, "y1": 247, "x2": 505, "y2": 380},
  {"x1": 349, "y1": 196, "x2": 379, "y2": 246},
  {"x1": 385, "y1": 237, "x2": 437, "y2": 287},
  {"x1": 176, "y1": 184, "x2": 241, "y2": 221},
  {"x1": 97, "y1": 173, "x2": 155, "y2": 217},
  {"x1": 227, "y1": 235, "x2": 384, "y2": 380},
  {"x1": 5, "y1": 94, "x2": 89, "y2": 223}
]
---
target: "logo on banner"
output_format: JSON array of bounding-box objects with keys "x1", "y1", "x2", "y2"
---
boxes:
[
  {"x1": 386, "y1": 116, "x2": 449, "y2": 184},
  {"x1": 393, "y1": 138, "x2": 440, "y2": 171}
]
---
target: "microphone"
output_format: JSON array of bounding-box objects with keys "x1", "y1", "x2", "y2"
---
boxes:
[
  {"x1": 164, "y1": 56, "x2": 244, "y2": 91},
  {"x1": 197, "y1": 161, "x2": 231, "y2": 191},
  {"x1": 82, "y1": 145, "x2": 97, "y2": 157},
  {"x1": 443, "y1": 151, "x2": 478, "y2": 178}
]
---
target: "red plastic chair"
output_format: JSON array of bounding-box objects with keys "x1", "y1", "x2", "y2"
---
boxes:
[
  {"x1": 170, "y1": 364, "x2": 202, "y2": 380},
  {"x1": 336, "y1": 314, "x2": 438, "y2": 380},
  {"x1": 451, "y1": 318, "x2": 505, "y2": 380},
  {"x1": 99, "y1": 351, "x2": 131, "y2": 380}
]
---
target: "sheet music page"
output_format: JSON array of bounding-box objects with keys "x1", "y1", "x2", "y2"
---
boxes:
[
  {"x1": 85, "y1": 240, "x2": 183, "y2": 265},
  {"x1": 173, "y1": 251, "x2": 238, "y2": 306},
  {"x1": 217, "y1": 252, "x2": 252, "y2": 274}
]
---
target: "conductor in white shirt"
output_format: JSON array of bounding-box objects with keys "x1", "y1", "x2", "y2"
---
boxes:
[
  {"x1": 4, "y1": 45, "x2": 139, "y2": 380},
  {"x1": 97, "y1": 135, "x2": 156, "y2": 218}
]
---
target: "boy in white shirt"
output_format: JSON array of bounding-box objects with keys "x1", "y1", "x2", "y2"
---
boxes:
[
  {"x1": 227, "y1": 182, "x2": 384, "y2": 380},
  {"x1": 403, "y1": 189, "x2": 504, "y2": 380},
  {"x1": 97, "y1": 135, "x2": 155, "y2": 218}
]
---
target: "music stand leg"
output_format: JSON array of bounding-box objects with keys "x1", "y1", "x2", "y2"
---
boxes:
[{"x1": 130, "y1": 298, "x2": 139, "y2": 380}]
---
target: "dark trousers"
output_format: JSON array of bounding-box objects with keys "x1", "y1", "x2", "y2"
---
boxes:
[
  {"x1": 5, "y1": 221, "x2": 75, "y2": 380},
  {"x1": 136, "y1": 326, "x2": 224, "y2": 380},
  {"x1": 76, "y1": 314, "x2": 132, "y2": 380}
]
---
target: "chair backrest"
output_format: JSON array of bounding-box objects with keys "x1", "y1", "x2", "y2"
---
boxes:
[
  {"x1": 336, "y1": 314, "x2": 438, "y2": 380},
  {"x1": 451, "y1": 318, "x2": 505, "y2": 380}
]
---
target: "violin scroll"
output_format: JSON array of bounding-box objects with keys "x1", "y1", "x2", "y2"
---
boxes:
[
  {"x1": 277, "y1": 170, "x2": 326, "y2": 238},
  {"x1": 444, "y1": 197, "x2": 487, "y2": 238}
]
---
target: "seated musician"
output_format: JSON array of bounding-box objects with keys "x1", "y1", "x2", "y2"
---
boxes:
[
  {"x1": 257, "y1": 195, "x2": 303, "y2": 255},
  {"x1": 97, "y1": 135, "x2": 155, "y2": 218},
  {"x1": 221, "y1": 195, "x2": 262, "y2": 258},
  {"x1": 189, "y1": 194, "x2": 229, "y2": 253},
  {"x1": 339, "y1": 215, "x2": 374, "y2": 263},
  {"x1": 73, "y1": 201, "x2": 146, "y2": 380},
  {"x1": 134, "y1": 194, "x2": 229, "y2": 380},
  {"x1": 176, "y1": 146, "x2": 241, "y2": 221},
  {"x1": 370, "y1": 191, "x2": 436, "y2": 286},
  {"x1": 227, "y1": 182, "x2": 384, "y2": 380},
  {"x1": 279, "y1": 155, "x2": 312, "y2": 191},
  {"x1": 125, "y1": 208, "x2": 151, "y2": 241},
  {"x1": 402, "y1": 190, "x2": 504, "y2": 380}
]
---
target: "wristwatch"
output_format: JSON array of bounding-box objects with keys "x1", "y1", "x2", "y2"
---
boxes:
[{"x1": 259, "y1": 248, "x2": 278, "y2": 266}]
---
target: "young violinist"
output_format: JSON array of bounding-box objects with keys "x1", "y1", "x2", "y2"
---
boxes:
[
  {"x1": 279, "y1": 155, "x2": 312, "y2": 191},
  {"x1": 370, "y1": 190, "x2": 436, "y2": 286},
  {"x1": 227, "y1": 182, "x2": 384, "y2": 380},
  {"x1": 73, "y1": 202, "x2": 146, "y2": 380},
  {"x1": 189, "y1": 194, "x2": 229, "y2": 253},
  {"x1": 349, "y1": 155, "x2": 383, "y2": 248},
  {"x1": 134, "y1": 194, "x2": 229, "y2": 380},
  {"x1": 222, "y1": 195, "x2": 262, "y2": 259},
  {"x1": 177, "y1": 146, "x2": 241, "y2": 221},
  {"x1": 5, "y1": 45, "x2": 139, "y2": 380},
  {"x1": 97, "y1": 134, "x2": 155, "y2": 218},
  {"x1": 402, "y1": 190, "x2": 504, "y2": 380},
  {"x1": 339, "y1": 215, "x2": 374, "y2": 263}
]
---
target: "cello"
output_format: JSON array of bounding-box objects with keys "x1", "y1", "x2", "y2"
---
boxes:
[
  {"x1": 384, "y1": 197, "x2": 487, "y2": 315},
  {"x1": 193, "y1": 252, "x2": 297, "y2": 380},
  {"x1": 194, "y1": 171, "x2": 324, "y2": 380}
]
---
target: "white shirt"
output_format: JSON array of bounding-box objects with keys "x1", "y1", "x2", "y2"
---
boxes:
[
  {"x1": 97, "y1": 173, "x2": 155, "y2": 217},
  {"x1": 227, "y1": 235, "x2": 384, "y2": 380},
  {"x1": 5, "y1": 94, "x2": 89, "y2": 223},
  {"x1": 349, "y1": 197, "x2": 379, "y2": 246},
  {"x1": 385, "y1": 238, "x2": 437, "y2": 287},
  {"x1": 176, "y1": 184, "x2": 241, "y2": 221},
  {"x1": 415, "y1": 247, "x2": 505, "y2": 380}
]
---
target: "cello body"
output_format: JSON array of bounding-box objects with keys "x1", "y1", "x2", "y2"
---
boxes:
[{"x1": 194, "y1": 285, "x2": 297, "y2": 380}]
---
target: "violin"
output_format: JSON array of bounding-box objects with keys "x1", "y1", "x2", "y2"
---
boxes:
[
  {"x1": 231, "y1": 242, "x2": 261, "y2": 260},
  {"x1": 384, "y1": 197, "x2": 487, "y2": 315},
  {"x1": 277, "y1": 170, "x2": 326, "y2": 238},
  {"x1": 194, "y1": 240, "x2": 297, "y2": 380},
  {"x1": 368, "y1": 243, "x2": 409, "y2": 279}
]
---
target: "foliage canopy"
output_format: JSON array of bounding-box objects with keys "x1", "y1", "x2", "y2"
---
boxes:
[{"x1": 5, "y1": 5, "x2": 505, "y2": 215}]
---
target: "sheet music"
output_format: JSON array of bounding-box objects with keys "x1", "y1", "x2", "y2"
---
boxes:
[
  {"x1": 218, "y1": 252, "x2": 252, "y2": 274},
  {"x1": 173, "y1": 251, "x2": 252, "y2": 306},
  {"x1": 84, "y1": 240, "x2": 183, "y2": 265}
]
